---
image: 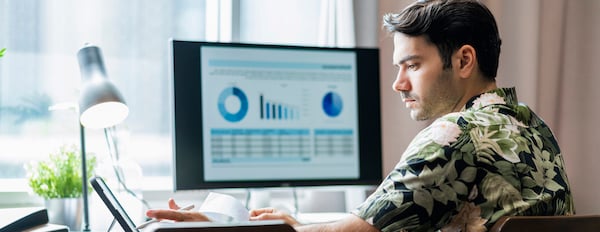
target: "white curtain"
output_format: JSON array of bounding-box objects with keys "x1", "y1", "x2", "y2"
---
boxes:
[
  {"x1": 487, "y1": 0, "x2": 600, "y2": 215},
  {"x1": 318, "y1": 0, "x2": 356, "y2": 47},
  {"x1": 205, "y1": 0, "x2": 233, "y2": 42}
]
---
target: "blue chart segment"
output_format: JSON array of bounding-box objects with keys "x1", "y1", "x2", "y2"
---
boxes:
[
  {"x1": 322, "y1": 92, "x2": 343, "y2": 117},
  {"x1": 218, "y1": 87, "x2": 249, "y2": 122},
  {"x1": 260, "y1": 94, "x2": 299, "y2": 120}
]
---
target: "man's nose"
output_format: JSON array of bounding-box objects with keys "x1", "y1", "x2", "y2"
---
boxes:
[{"x1": 392, "y1": 71, "x2": 410, "y2": 92}]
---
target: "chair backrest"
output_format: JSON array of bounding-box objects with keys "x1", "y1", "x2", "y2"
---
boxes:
[{"x1": 490, "y1": 215, "x2": 600, "y2": 232}]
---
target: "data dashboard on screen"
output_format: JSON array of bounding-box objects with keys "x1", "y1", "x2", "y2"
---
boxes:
[{"x1": 171, "y1": 40, "x2": 382, "y2": 190}]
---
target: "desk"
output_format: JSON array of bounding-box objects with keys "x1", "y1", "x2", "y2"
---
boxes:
[
  {"x1": 146, "y1": 221, "x2": 295, "y2": 232},
  {"x1": 145, "y1": 214, "x2": 349, "y2": 232},
  {"x1": 296, "y1": 212, "x2": 349, "y2": 224},
  {"x1": 23, "y1": 224, "x2": 68, "y2": 232}
]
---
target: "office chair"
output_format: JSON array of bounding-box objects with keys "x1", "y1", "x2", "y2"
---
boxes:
[{"x1": 489, "y1": 215, "x2": 600, "y2": 232}]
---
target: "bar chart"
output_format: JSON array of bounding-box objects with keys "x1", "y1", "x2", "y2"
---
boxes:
[{"x1": 259, "y1": 94, "x2": 300, "y2": 120}]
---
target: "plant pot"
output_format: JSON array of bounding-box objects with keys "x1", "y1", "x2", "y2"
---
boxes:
[{"x1": 44, "y1": 197, "x2": 82, "y2": 231}]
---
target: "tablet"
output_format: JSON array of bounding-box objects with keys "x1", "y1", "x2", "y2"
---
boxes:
[
  {"x1": 90, "y1": 176, "x2": 296, "y2": 232},
  {"x1": 89, "y1": 176, "x2": 139, "y2": 232}
]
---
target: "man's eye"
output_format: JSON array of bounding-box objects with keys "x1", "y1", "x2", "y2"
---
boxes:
[{"x1": 407, "y1": 64, "x2": 418, "y2": 70}]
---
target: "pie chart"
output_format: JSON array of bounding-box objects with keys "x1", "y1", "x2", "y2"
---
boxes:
[
  {"x1": 218, "y1": 87, "x2": 248, "y2": 122},
  {"x1": 322, "y1": 91, "x2": 343, "y2": 117}
]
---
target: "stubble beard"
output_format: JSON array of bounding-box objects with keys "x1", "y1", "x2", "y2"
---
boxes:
[{"x1": 408, "y1": 69, "x2": 458, "y2": 121}]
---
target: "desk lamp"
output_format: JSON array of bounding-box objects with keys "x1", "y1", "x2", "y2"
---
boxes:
[{"x1": 77, "y1": 44, "x2": 129, "y2": 231}]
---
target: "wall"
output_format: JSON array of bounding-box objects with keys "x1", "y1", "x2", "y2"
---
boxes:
[{"x1": 556, "y1": 0, "x2": 600, "y2": 215}]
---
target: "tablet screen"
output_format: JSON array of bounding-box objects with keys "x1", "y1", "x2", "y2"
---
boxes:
[{"x1": 90, "y1": 176, "x2": 138, "y2": 232}]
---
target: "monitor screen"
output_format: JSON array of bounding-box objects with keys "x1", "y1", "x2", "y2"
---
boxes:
[{"x1": 171, "y1": 40, "x2": 382, "y2": 190}]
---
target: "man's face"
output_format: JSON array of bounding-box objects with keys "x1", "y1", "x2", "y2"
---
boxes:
[{"x1": 392, "y1": 32, "x2": 463, "y2": 121}]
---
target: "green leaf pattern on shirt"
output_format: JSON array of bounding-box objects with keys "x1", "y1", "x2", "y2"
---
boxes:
[{"x1": 353, "y1": 88, "x2": 574, "y2": 232}]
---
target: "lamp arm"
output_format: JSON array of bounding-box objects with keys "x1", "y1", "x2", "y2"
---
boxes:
[{"x1": 80, "y1": 124, "x2": 91, "y2": 232}]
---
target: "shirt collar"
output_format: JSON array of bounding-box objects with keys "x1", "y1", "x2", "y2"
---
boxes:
[{"x1": 463, "y1": 87, "x2": 518, "y2": 111}]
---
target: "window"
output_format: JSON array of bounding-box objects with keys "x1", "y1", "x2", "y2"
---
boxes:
[
  {"x1": 0, "y1": 0, "x2": 363, "y2": 192},
  {"x1": 0, "y1": 0, "x2": 206, "y2": 187},
  {"x1": 238, "y1": 0, "x2": 322, "y2": 46}
]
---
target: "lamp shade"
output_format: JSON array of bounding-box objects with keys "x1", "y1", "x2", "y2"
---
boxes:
[{"x1": 77, "y1": 45, "x2": 128, "y2": 129}]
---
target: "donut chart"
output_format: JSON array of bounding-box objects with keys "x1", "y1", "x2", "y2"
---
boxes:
[
  {"x1": 218, "y1": 87, "x2": 248, "y2": 122},
  {"x1": 322, "y1": 91, "x2": 343, "y2": 117}
]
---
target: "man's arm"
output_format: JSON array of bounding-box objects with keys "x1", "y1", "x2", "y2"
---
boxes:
[
  {"x1": 250, "y1": 208, "x2": 379, "y2": 232},
  {"x1": 294, "y1": 214, "x2": 379, "y2": 232}
]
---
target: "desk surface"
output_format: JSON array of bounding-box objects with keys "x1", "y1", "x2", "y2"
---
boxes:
[
  {"x1": 296, "y1": 212, "x2": 349, "y2": 224},
  {"x1": 146, "y1": 220, "x2": 295, "y2": 232},
  {"x1": 23, "y1": 223, "x2": 69, "y2": 232}
]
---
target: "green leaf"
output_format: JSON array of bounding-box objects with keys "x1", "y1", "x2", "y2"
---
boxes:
[
  {"x1": 521, "y1": 176, "x2": 538, "y2": 188},
  {"x1": 431, "y1": 188, "x2": 448, "y2": 205},
  {"x1": 451, "y1": 181, "x2": 469, "y2": 196},
  {"x1": 25, "y1": 144, "x2": 96, "y2": 199},
  {"x1": 544, "y1": 179, "x2": 564, "y2": 192},
  {"x1": 0, "y1": 48, "x2": 5, "y2": 58},
  {"x1": 459, "y1": 166, "x2": 477, "y2": 182},
  {"x1": 413, "y1": 189, "x2": 434, "y2": 215},
  {"x1": 521, "y1": 188, "x2": 539, "y2": 199}
]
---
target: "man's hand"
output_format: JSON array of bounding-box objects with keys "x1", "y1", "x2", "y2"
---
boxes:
[
  {"x1": 249, "y1": 208, "x2": 301, "y2": 227},
  {"x1": 146, "y1": 198, "x2": 211, "y2": 222}
]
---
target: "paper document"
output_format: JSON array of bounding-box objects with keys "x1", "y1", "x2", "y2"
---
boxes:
[{"x1": 199, "y1": 192, "x2": 250, "y2": 222}]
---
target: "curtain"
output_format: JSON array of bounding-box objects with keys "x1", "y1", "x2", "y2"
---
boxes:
[
  {"x1": 318, "y1": 0, "x2": 356, "y2": 47},
  {"x1": 488, "y1": 0, "x2": 600, "y2": 215},
  {"x1": 205, "y1": 0, "x2": 233, "y2": 42},
  {"x1": 552, "y1": 0, "x2": 600, "y2": 215}
]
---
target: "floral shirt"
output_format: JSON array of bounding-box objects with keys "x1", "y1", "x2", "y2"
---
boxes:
[{"x1": 353, "y1": 87, "x2": 575, "y2": 232}]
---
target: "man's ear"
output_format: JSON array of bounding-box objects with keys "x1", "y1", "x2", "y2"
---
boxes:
[{"x1": 456, "y1": 44, "x2": 476, "y2": 79}]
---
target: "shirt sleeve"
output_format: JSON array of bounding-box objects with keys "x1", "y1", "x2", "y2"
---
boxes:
[{"x1": 353, "y1": 120, "x2": 478, "y2": 232}]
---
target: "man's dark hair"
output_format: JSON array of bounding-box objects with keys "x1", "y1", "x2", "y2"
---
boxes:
[{"x1": 383, "y1": 0, "x2": 502, "y2": 79}]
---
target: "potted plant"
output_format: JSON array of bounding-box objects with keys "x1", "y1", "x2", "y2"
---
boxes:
[{"x1": 25, "y1": 144, "x2": 96, "y2": 230}]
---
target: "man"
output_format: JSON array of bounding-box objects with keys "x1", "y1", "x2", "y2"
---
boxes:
[{"x1": 147, "y1": 0, "x2": 575, "y2": 231}]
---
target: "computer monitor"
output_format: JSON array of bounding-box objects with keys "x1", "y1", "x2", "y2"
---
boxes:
[{"x1": 171, "y1": 40, "x2": 382, "y2": 190}]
